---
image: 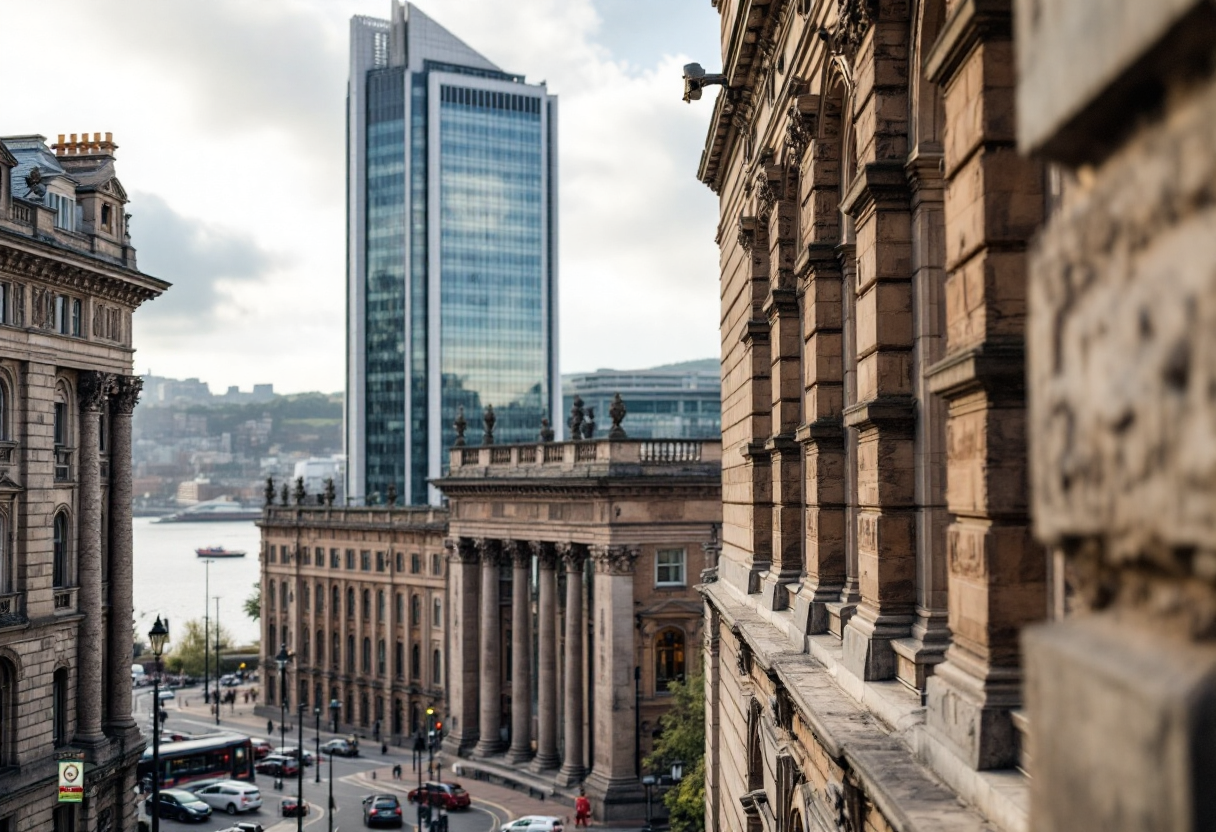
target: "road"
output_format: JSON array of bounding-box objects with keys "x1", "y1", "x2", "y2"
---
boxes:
[{"x1": 135, "y1": 686, "x2": 514, "y2": 832}]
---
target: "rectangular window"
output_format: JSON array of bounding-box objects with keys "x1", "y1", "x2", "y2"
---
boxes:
[
  {"x1": 410, "y1": 554, "x2": 420, "y2": 574},
  {"x1": 267, "y1": 545, "x2": 276, "y2": 564},
  {"x1": 331, "y1": 548, "x2": 340, "y2": 568},
  {"x1": 54, "y1": 296, "x2": 67, "y2": 334},
  {"x1": 301, "y1": 548, "x2": 311, "y2": 566},
  {"x1": 375, "y1": 551, "x2": 385, "y2": 572},
  {"x1": 395, "y1": 552, "x2": 404, "y2": 572},
  {"x1": 316, "y1": 547, "x2": 325, "y2": 565},
  {"x1": 0, "y1": 283, "x2": 8, "y2": 325},
  {"x1": 655, "y1": 549, "x2": 686, "y2": 586},
  {"x1": 53, "y1": 402, "x2": 67, "y2": 446},
  {"x1": 70, "y1": 299, "x2": 80, "y2": 336},
  {"x1": 345, "y1": 550, "x2": 355, "y2": 570},
  {"x1": 360, "y1": 551, "x2": 371, "y2": 571}
]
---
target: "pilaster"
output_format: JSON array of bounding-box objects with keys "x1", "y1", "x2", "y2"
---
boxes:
[
  {"x1": 473, "y1": 538, "x2": 506, "y2": 757},
  {"x1": 105, "y1": 375, "x2": 140, "y2": 737},
  {"x1": 443, "y1": 537, "x2": 481, "y2": 756}
]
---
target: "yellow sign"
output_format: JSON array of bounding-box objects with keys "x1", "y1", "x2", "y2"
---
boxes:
[{"x1": 58, "y1": 760, "x2": 83, "y2": 802}]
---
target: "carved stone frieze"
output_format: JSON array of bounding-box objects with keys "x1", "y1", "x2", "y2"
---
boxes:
[
  {"x1": 590, "y1": 544, "x2": 640, "y2": 576},
  {"x1": 833, "y1": 0, "x2": 878, "y2": 54},
  {"x1": 0, "y1": 248, "x2": 160, "y2": 307}
]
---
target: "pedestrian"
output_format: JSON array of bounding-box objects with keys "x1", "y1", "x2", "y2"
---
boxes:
[
  {"x1": 574, "y1": 789, "x2": 591, "y2": 828},
  {"x1": 381, "y1": 741, "x2": 388, "y2": 755},
  {"x1": 268, "y1": 719, "x2": 274, "y2": 735},
  {"x1": 373, "y1": 719, "x2": 381, "y2": 742},
  {"x1": 392, "y1": 764, "x2": 402, "y2": 780},
  {"x1": 243, "y1": 690, "x2": 249, "y2": 704}
]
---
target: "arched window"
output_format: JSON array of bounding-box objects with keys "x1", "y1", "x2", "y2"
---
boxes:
[
  {"x1": 377, "y1": 639, "x2": 386, "y2": 676},
  {"x1": 362, "y1": 637, "x2": 371, "y2": 672},
  {"x1": 332, "y1": 633, "x2": 340, "y2": 669},
  {"x1": 655, "y1": 628, "x2": 686, "y2": 693},
  {"x1": 0, "y1": 658, "x2": 16, "y2": 765},
  {"x1": 432, "y1": 648, "x2": 442, "y2": 683},
  {"x1": 346, "y1": 587, "x2": 355, "y2": 617},
  {"x1": 316, "y1": 629, "x2": 325, "y2": 664},
  {"x1": 360, "y1": 692, "x2": 369, "y2": 727},
  {"x1": 0, "y1": 380, "x2": 8, "y2": 441},
  {"x1": 410, "y1": 644, "x2": 420, "y2": 679},
  {"x1": 302, "y1": 585, "x2": 310, "y2": 612},
  {"x1": 52, "y1": 512, "x2": 70, "y2": 588},
  {"x1": 396, "y1": 592, "x2": 404, "y2": 624},
  {"x1": 0, "y1": 512, "x2": 9, "y2": 594},
  {"x1": 301, "y1": 630, "x2": 311, "y2": 663},
  {"x1": 410, "y1": 553, "x2": 421, "y2": 573},
  {"x1": 280, "y1": 581, "x2": 288, "y2": 610},
  {"x1": 52, "y1": 668, "x2": 68, "y2": 747},
  {"x1": 346, "y1": 635, "x2": 355, "y2": 671},
  {"x1": 395, "y1": 641, "x2": 404, "y2": 679},
  {"x1": 410, "y1": 594, "x2": 421, "y2": 626},
  {"x1": 268, "y1": 581, "x2": 276, "y2": 611},
  {"x1": 393, "y1": 698, "x2": 404, "y2": 735},
  {"x1": 377, "y1": 590, "x2": 385, "y2": 622},
  {"x1": 432, "y1": 598, "x2": 442, "y2": 628},
  {"x1": 316, "y1": 584, "x2": 324, "y2": 614},
  {"x1": 346, "y1": 692, "x2": 354, "y2": 726},
  {"x1": 362, "y1": 589, "x2": 371, "y2": 621},
  {"x1": 432, "y1": 553, "x2": 442, "y2": 575},
  {"x1": 332, "y1": 586, "x2": 340, "y2": 614}
]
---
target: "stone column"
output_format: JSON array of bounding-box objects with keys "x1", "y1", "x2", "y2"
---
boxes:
[
  {"x1": 444, "y1": 537, "x2": 481, "y2": 756},
  {"x1": 473, "y1": 538, "x2": 505, "y2": 757},
  {"x1": 106, "y1": 376, "x2": 141, "y2": 735},
  {"x1": 506, "y1": 540, "x2": 533, "y2": 764},
  {"x1": 556, "y1": 543, "x2": 586, "y2": 786},
  {"x1": 584, "y1": 545, "x2": 645, "y2": 821},
  {"x1": 532, "y1": 542, "x2": 560, "y2": 770},
  {"x1": 75, "y1": 370, "x2": 112, "y2": 746},
  {"x1": 923, "y1": 2, "x2": 1046, "y2": 769}
]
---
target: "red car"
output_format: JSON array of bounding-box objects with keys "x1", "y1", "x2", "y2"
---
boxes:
[
  {"x1": 250, "y1": 739, "x2": 273, "y2": 760},
  {"x1": 280, "y1": 797, "x2": 309, "y2": 818},
  {"x1": 254, "y1": 755, "x2": 298, "y2": 777},
  {"x1": 407, "y1": 782, "x2": 471, "y2": 811}
]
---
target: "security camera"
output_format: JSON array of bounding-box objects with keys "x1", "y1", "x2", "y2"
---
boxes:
[{"x1": 683, "y1": 62, "x2": 728, "y2": 103}]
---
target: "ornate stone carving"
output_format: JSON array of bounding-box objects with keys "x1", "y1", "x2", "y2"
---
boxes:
[
  {"x1": 531, "y1": 541, "x2": 558, "y2": 570},
  {"x1": 556, "y1": 542, "x2": 586, "y2": 572},
  {"x1": 24, "y1": 166, "x2": 45, "y2": 200},
  {"x1": 591, "y1": 544, "x2": 640, "y2": 576},
  {"x1": 505, "y1": 539, "x2": 532, "y2": 568},
  {"x1": 293, "y1": 477, "x2": 306, "y2": 505},
  {"x1": 539, "y1": 417, "x2": 555, "y2": 442},
  {"x1": 568, "y1": 395, "x2": 585, "y2": 439},
  {"x1": 446, "y1": 537, "x2": 480, "y2": 564},
  {"x1": 323, "y1": 477, "x2": 336, "y2": 507},
  {"x1": 386, "y1": 483, "x2": 397, "y2": 507},
  {"x1": 608, "y1": 393, "x2": 627, "y2": 440},
  {"x1": 734, "y1": 628, "x2": 753, "y2": 676},
  {"x1": 453, "y1": 405, "x2": 467, "y2": 447},
  {"x1": 475, "y1": 537, "x2": 504, "y2": 566},
  {"x1": 784, "y1": 99, "x2": 817, "y2": 160},
  {"x1": 482, "y1": 404, "x2": 496, "y2": 445},
  {"x1": 833, "y1": 0, "x2": 878, "y2": 54},
  {"x1": 110, "y1": 375, "x2": 143, "y2": 414},
  {"x1": 264, "y1": 477, "x2": 275, "y2": 507},
  {"x1": 77, "y1": 370, "x2": 112, "y2": 413},
  {"x1": 280, "y1": 482, "x2": 289, "y2": 506},
  {"x1": 582, "y1": 407, "x2": 596, "y2": 439}
]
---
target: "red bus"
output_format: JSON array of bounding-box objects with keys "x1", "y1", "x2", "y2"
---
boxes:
[{"x1": 138, "y1": 733, "x2": 255, "y2": 788}]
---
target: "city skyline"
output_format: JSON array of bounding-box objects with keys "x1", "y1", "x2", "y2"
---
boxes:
[{"x1": 0, "y1": 0, "x2": 721, "y2": 395}]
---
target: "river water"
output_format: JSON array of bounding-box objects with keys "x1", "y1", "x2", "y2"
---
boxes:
[{"x1": 132, "y1": 517, "x2": 262, "y2": 649}]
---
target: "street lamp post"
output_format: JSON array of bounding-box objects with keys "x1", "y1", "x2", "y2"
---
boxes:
[
  {"x1": 214, "y1": 596, "x2": 222, "y2": 727},
  {"x1": 148, "y1": 616, "x2": 170, "y2": 832},
  {"x1": 314, "y1": 707, "x2": 322, "y2": 783},
  {"x1": 641, "y1": 775, "x2": 656, "y2": 832},
  {"x1": 297, "y1": 702, "x2": 306, "y2": 832},
  {"x1": 202, "y1": 560, "x2": 212, "y2": 713},
  {"x1": 275, "y1": 643, "x2": 289, "y2": 790},
  {"x1": 328, "y1": 699, "x2": 341, "y2": 832}
]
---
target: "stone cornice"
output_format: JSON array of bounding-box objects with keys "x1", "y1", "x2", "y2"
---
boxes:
[
  {"x1": 925, "y1": 338, "x2": 1025, "y2": 401},
  {"x1": 842, "y1": 395, "x2": 917, "y2": 432},
  {"x1": 923, "y1": 0, "x2": 1011, "y2": 85},
  {"x1": 0, "y1": 232, "x2": 168, "y2": 308},
  {"x1": 839, "y1": 161, "x2": 911, "y2": 218}
]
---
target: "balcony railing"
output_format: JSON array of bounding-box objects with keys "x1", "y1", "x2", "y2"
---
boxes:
[
  {"x1": 11, "y1": 201, "x2": 34, "y2": 226},
  {"x1": 0, "y1": 591, "x2": 25, "y2": 625},
  {"x1": 53, "y1": 587, "x2": 76, "y2": 613},
  {"x1": 447, "y1": 437, "x2": 721, "y2": 473}
]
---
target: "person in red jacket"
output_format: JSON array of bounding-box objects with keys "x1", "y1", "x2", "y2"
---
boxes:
[{"x1": 574, "y1": 789, "x2": 591, "y2": 827}]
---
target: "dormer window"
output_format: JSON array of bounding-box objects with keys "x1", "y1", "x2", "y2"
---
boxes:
[
  {"x1": 47, "y1": 193, "x2": 75, "y2": 231},
  {"x1": 101, "y1": 203, "x2": 112, "y2": 231}
]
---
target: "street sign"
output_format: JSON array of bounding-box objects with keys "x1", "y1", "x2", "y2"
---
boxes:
[{"x1": 58, "y1": 758, "x2": 84, "y2": 802}]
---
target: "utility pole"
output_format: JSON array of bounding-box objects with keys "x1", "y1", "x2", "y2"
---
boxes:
[
  {"x1": 214, "y1": 595, "x2": 221, "y2": 726},
  {"x1": 202, "y1": 559, "x2": 213, "y2": 711}
]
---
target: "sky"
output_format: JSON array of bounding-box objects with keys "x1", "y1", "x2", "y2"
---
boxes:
[{"x1": 1, "y1": 0, "x2": 724, "y2": 395}]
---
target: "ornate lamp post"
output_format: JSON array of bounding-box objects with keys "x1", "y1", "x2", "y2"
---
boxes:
[
  {"x1": 328, "y1": 699, "x2": 341, "y2": 832},
  {"x1": 274, "y1": 643, "x2": 289, "y2": 790},
  {"x1": 297, "y1": 701, "x2": 306, "y2": 832},
  {"x1": 314, "y1": 706, "x2": 322, "y2": 783},
  {"x1": 148, "y1": 616, "x2": 170, "y2": 832}
]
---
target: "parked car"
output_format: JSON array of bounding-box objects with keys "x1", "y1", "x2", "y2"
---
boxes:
[
  {"x1": 321, "y1": 738, "x2": 358, "y2": 757},
  {"x1": 220, "y1": 674, "x2": 241, "y2": 687},
  {"x1": 362, "y1": 794, "x2": 404, "y2": 828},
  {"x1": 194, "y1": 781, "x2": 263, "y2": 815},
  {"x1": 406, "y1": 782, "x2": 471, "y2": 811},
  {"x1": 273, "y1": 746, "x2": 314, "y2": 766},
  {"x1": 280, "y1": 796, "x2": 309, "y2": 818},
  {"x1": 156, "y1": 689, "x2": 176, "y2": 701},
  {"x1": 215, "y1": 824, "x2": 264, "y2": 832},
  {"x1": 254, "y1": 755, "x2": 299, "y2": 777},
  {"x1": 500, "y1": 817, "x2": 564, "y2": 832},
  {"x1": 250, "y1": 738, "x2": 274, "y2": 759},
  {"x1": 147, "y1": 789, "x2": 213, "y2": 822},
  {"x1": 182, "y1": 777, "x2": 226, "y2": 794}
]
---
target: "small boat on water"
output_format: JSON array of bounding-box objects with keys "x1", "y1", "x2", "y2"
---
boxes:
[
  {"x1": 155, "y1": 497, "x2": 262, "y2": 523},
  {"x1": 195, "y1": 546, "x2": 247, "y2": 558}
]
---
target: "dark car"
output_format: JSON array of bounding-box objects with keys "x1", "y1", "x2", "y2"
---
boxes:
[
  {"x1": 250, "y1": 738, "x2": 274, "y2": 759},
  {"x1": 148, "y1": 789, "x2": 213, "y2": 822},
  {"x1": 362, "y1": 794, "x2": 404, "y2": 828},
  {"x1": 281, "y1": 797, "x2": 310, "y2": 818},
  {"x1": 254, "y1": 754, "x2": 299, "y2": 777},
  {"x1": 406, "y1": 781, "x2": 471, "y2": 811}
]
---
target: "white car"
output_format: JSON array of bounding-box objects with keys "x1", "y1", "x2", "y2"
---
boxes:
[
  {"x1": 193, "y1": 781, "x2": 263, "y2": 815},
  {"x1": 500, "y1": 817, "x2": 564, "y2": 832},
  {"x1": 156, "y1": 689, "x2": 175, "y2": 701}
]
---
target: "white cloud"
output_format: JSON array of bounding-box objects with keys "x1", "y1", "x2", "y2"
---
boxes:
[{"x1": 1, "y1": 0, "x2": 721, "y2": 390}]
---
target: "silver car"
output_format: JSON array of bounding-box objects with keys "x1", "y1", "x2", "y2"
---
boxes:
[
  {"x1": 193, "y1": 781, "x2": 263, "y2": 815},
  {"x1": 500, "y1": 817, "x2": 564, "y2": 832}
]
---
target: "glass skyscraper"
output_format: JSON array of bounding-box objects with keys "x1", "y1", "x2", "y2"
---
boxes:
[{"x1": 347, "y1": 2, "x2": 559, "y2": 505}]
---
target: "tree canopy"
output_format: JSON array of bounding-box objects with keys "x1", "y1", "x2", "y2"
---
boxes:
[
  {"x1": 244, "y1": 582, "x2": 260, "y2": 621},
  {"x1": 163, "y1": 618, "x2": 235, "y2": 677},
  {"x1": 644, "y1": 672, "x2": 706, "y2": 832}
]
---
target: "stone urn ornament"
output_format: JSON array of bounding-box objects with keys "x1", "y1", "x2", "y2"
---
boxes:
[
  {"x1": 483, "y1": 404, "x2": 496, "y2": 445},
  {"x1": 568, "y1": 395, "x2": 585, "y2": 439},
  {"x1": 453, "y1": 405, "x2": 467, "y2": 447}
]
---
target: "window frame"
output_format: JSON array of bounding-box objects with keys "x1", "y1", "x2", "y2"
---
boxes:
[{"x1": 655, "y1": 548, "x2": 687, "y2": 587}]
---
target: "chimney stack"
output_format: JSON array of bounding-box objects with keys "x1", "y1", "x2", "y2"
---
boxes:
[{"x1": 51, "y1": 132, "x2": 118, "y2": 157}]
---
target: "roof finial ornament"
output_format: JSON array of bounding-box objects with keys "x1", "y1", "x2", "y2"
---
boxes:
[
  {"x1": 539, "y1": 416, "x2": 555, "y2": 443},
  {"x1": 608, "y1": 393, "x2": 628, "y2": 440},
  {"x1": 568, "y1": 395, "x2": 585, "y2": 440},
  {"x1": 582, "y1": 407, "x2": 596, "y2": 439},
  {"x1": 482, "y1": 404, "x2": 496, "y2": 446},
  {"x1": 453, "y1": 405, "x2": 467, "y2": 447}
]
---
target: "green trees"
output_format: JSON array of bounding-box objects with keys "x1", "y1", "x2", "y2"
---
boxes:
[
  {"x1": 644, "y1": 672, "x2": 706, "y2": 832},
  {"x1": 243, "y1": 582, "x2": 261, "y2": 621},
  {"x1": 163, "y1": 618, "x2": 234, "y2": 677}
]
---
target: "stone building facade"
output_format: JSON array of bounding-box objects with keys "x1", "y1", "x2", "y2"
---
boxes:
[
  {"x1": 257, "y1": 504, "x2": 449, "y2": 744},
  {"x1": 0, "y1": 134, "x2": 167, "y2": 832},
  {"x1": 695, "y1": 0, "x2": 1216, "y2": 830},
  {"x1": 435, "y1": 436, "x2": 720, "y2": 822}
]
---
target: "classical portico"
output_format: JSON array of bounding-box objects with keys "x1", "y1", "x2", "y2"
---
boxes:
[{"x1": 436, "y1": 436, "x2": 720, "y2": 821}]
